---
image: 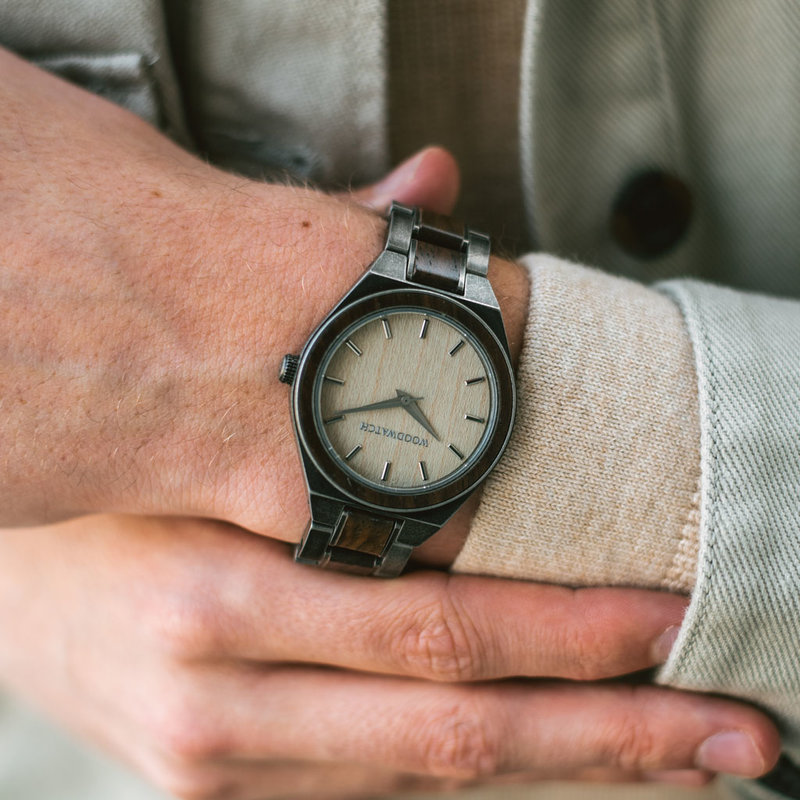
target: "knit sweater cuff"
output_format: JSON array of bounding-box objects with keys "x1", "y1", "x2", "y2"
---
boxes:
[{"x1": 453, "y1": 253, "x2": 700, "y2": 591}]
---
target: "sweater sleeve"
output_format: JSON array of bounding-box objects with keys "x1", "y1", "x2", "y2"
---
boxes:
[{"x1": 454, "y1": 252, "x2": 702, "y2": 592}]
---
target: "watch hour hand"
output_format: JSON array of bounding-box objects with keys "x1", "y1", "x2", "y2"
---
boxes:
[
  {"x1": 333, "y1": 392, "x2": 421, "y2": 417},
  {"x1": 397, "y1": 392, "x2": 441, "y2": 441}
]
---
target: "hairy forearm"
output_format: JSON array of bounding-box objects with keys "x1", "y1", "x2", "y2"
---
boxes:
[
  {"x1": 0, "y1": 47, "x2": 185, "y2": 522},
  {"x1": 0, "y1": 45, "x2": 529, "y2": 546},
  {"x1": 0, "y1": 46, "x2": 365, "y2": 524}
]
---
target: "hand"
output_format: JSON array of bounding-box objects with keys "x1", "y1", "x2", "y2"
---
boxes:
[
  {"x1": 0, "y1": 48, "x2": 524, "y2": 551},
  {"x1": 0, "y1": 515, "x2": 779, "y2": 799},
  {"x1": 0, "y1": 49, "x2": 780, "y2": 799}
]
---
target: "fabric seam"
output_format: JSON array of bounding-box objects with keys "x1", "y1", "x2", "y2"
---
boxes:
[
  {"x1": 662, "y1": 479, "x2": 701, "y2": 592},
  {"x1": 657, "y1": 281, "x2": 715, "y2": 682}
]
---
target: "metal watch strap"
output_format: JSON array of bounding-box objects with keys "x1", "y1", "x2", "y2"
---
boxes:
[
  {"x1": 385, "y1": 202, "x2": 491, "y2": 296},
  {"x1": 296, "y1": 507, "x2": 414, "y2": 577},
  {"x1": 294, "y1": 202, "x2": 491, "y2": 577}
]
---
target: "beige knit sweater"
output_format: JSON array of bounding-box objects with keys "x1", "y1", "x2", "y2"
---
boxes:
[{"x1": 454, "y1": 255, "x2": 700, "y2": 592}]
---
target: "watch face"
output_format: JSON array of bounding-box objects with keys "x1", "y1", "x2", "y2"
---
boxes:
[
  {"x1": 294, "y1": 289, "x2": 515, "y2": 511},
  {"x1": 314, "y1": 308, "x2": 495, "y2": 493}
]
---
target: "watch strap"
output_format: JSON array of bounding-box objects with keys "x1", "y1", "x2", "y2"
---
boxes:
[
  {"x1": 386, "y1": 203, "x2": 490, "y2": 295},
  {"x1": 296, "y1": 509, "x2": 412, "y2": 577}
]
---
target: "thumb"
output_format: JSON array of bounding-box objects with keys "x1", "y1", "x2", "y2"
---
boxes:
[{"x1": 350, "y1": 147, "x2": 460, "y2": 215}]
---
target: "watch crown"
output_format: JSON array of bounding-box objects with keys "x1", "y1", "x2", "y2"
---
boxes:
[{"x1": 278, "y1": 354, "x2": 299, "y2": 385}]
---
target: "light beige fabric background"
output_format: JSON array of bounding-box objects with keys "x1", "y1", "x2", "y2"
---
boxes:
[{"x1": 454, "y1": 254, "x2": 700, "y2": 592}]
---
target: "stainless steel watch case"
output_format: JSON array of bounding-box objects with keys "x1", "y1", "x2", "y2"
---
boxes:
[{"x1": 288, "y1": 263, "x2": 515, "y2": 552}]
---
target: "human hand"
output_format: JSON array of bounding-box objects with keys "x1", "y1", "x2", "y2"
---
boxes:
[
  {"x1": 0, "y1": 515, "x2": 779, "y2": 799},
  {"x1": 0, "y1": 48, "x2": 524, "y2": 552}
]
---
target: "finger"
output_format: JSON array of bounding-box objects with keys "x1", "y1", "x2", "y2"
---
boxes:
[
  {"x1": 143, "y1": 759, "x2": 712, "y2": 800},
  {"x1": 192, "y1": 539, "x2": 689, "y2": 681},
  {"x1": 163, "y1": 669, "x2": 779, "y2": 781},
  {"x1": 487, "y1": 766, "x2": 714, "y2": 785},
  {"x1": 348, "y1": 146, "x2": 460, "y2": 214}
]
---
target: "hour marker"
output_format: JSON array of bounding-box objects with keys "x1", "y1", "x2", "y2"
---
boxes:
[
  {"x1": 381, "y1": 318, "x2": 392, "y2": 339},
  {"x1": 449, "y1": 444, "x2": 465, "y2": 460},
  {"x1": 464, "y1": 414, "x2": 485, "y2": 424},
  {"x1": 465, "y1": 376, "x2": 486, "y2": 386},
  {"x1": 345, "y1": 339, "x2": 362, "y2": 356},
  {"x1": 419, "y1": 318, "x2": 429, "y2": 339},
  {"x1": 418, "y1": 461, "x2": 429, "y2": 481},
  {"x1": 449, "y1": 340, "x2": 465, "y2": 357},
  {"x1": 381, "y1": 461, "x2": 391, "y2": 482},
  {"x1": 345, "y1": 444, "x2": 362, "y2": 461},
  {"x1": 324, "y1": 375, "x2": 345, "y2": 385},
  {"x1": 324, "y1": 415, "x2": 345, "y2": 425}
]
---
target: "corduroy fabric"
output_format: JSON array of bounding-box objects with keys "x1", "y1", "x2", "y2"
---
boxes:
[
  {"x1": 387, "y1": 0, "x2": 528, "y2": 250},
  {"x1": 657, "y1": 280, "x2": 800, "y2": 770}
]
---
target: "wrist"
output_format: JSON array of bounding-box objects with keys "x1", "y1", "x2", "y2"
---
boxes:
[
  {"x1": 282, "y1": 201, "x2": 529, "y2": 574},
  {"x1": 70, "y1": 182, "x2": 529, "y2": 546},
  {"x1": 130, "y1": 185, "x2": 388, "y2": 530},
  {"x1": 490, "y1": 254, "x2": 531, "y2": 367}
]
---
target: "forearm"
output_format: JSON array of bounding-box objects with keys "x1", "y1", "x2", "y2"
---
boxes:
[
  {"x1": 0, "y1": 45, "x2": 375, "y2": 526},
  {"x1": 0, "y1": 45, "x2": 532, "y2": 536},
  {"x1": 0, "y1": 47, "x2": 185, "y2": 523}
]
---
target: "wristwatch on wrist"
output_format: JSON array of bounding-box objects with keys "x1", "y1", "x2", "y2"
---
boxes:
[{"x1": 279, "y1": 202, "x2": 515, "y2": 577}]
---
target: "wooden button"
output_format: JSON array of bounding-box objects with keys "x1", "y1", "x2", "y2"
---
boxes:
[{"x1": 610, "y1": 170, "x2": 693, "y2": 259}]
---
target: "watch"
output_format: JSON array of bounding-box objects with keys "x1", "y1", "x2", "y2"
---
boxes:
[{"x1": 279, "y1": 202, "x2": 515, "y2": 577}]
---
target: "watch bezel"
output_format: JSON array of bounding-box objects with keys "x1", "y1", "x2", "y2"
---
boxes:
[{"x1": 293, "y1": 289, "x2": 515, "y2": 513}]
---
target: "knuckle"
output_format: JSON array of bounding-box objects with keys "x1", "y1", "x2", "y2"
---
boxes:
[
  {"x1": 392, "y1": 588, "x2": 482, "y2": 682},
  {"x1": 553, "y1": 601, "x2": 615, "y2": 680},
  {"x1": 416, "y1": 695, "x2": 500, "y2": 779},
  {"x1": 547, "y1": 626, "x2": 596, "y2": 680},
  {"x1": 147, "y1": 596, "x2": 223, "y2": 661},
  {"x1": 601, "y1": 694, "x2": 662, "y2": 770},
  {"x1": 148, "y1": 691, "x2": 231, "y2": 764}
]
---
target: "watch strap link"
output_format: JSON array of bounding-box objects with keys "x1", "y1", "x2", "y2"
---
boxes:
[
  {"x1": 385, "y1": 202, "x2": 490, "y2": 295},
  {"x1": 295, "y1": 508, "x2": 413, "y2": 577}
]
